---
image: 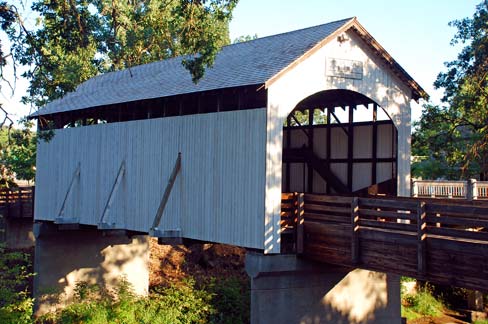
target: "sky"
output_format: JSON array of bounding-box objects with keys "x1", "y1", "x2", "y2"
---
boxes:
[{"x1": 1, "y1": 0, "x2": 482, "y2": 125}]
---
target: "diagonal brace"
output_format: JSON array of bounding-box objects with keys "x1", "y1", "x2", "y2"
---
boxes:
[
  {"x1": 57, "y1": 163, "x2": 81, "y2": 219},
  {"x1": 151, "y1": 153, "x2": 182, "y2": 232},
  {"x1": 99, "y1": 160, "x2": 126, "y2": 226}
]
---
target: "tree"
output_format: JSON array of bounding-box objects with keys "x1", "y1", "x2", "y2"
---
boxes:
[
  {"x1": 411, "y1": 104, "x2": 475, "y2": 179},
  {"x1": 0, "y1": 121, "x2": 36, "y2": 186},
  {"x1": 13, "y1": 0, "x2": 238, "y2": 107},
  {"x1": 413, "y1": 1, "x2": 488, "y2": 179}
]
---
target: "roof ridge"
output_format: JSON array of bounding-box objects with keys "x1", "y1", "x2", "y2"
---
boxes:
[
  {"x1": 223, "y1": 17, "x2": 354, "y2": 47},
  {"x1": 85, "y1": 17, "x2": 354, "y2": 78},
  {"x1": 75, "y1": 18, "x2": 354, "y2": 92},
  {"x1": 37, "y1": 16, "x2": 407, "y2": 117}
]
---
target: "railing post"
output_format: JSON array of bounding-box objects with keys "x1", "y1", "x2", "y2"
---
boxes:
[
  {"x1": 417, "y1": 201, "x2": 427, "y2": 275},
  {"x1": 351, "y1": 197, "x2": 359, "y2": 265},
  {"x1": 467, "y1": 179, "x2": 478, "y2": 200},
  {"x1": 412, "y1": 181, "x2": 418, "y2": 197},
  {"x1": 296, "y1": 193, "x2": 304, "y2": 255}
]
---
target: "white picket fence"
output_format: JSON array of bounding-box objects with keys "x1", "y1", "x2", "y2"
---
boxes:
[{"x1": 412, "y1": 179, "x2": 488, "y2": 200}]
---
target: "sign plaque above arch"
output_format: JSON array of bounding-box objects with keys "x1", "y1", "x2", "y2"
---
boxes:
[{"x1": 326, "y1": 57, "x2": 364, "y2": 80}]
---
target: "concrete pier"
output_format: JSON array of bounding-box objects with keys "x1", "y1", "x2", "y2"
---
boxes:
[
  {"x1": 246, "y1": 252, "x2": 401, "y2": 324},
  {"x1": 4, "y1": 218, "x2": 35, "y2": 249},
  {"x1": 33, "y1": 222, "x2": 149, "y2": 316}
]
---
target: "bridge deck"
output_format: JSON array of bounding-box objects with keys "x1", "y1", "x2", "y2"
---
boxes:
[{"x1": 281, "y1": 193, "x2": 488, "y2": 292}]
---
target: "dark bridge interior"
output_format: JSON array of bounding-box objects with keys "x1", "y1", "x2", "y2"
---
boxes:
[{"x1": 282, "y1": 89, "x2": 397, "y2": 197}]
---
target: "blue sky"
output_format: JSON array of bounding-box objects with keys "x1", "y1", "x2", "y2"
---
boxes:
[
  {"x1": 228, "y1": 0, "x2": 481, "y2": 121},
  {"x1": 2, "y1": 0, "x2": 482, "y2": 124}
]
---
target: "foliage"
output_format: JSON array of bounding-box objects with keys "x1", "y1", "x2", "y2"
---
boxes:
[
  {"x1": 0, "y1": 120, "x2": 37, "y2": 185},
  {"x1": 0, "y1": 244, "x2": 34, "y2": 324},
  {"x1": 429, "y1": 284, "x2": 469, "y2": 310},
  {"x1": 416, "y1": 1, "x2": 488, "y2": 179},
  {"x1": 401, "y1": 285, "x2": 444, "y2": 320},
  {"x1": 474, "y1": 320, "x2": 488, "y2": 324},
  {"x1": 287, "y1": 109, "x2": 327, "y2": 126},
  {"x1": 0, "y1": 2, "x2": 19, "y2": 85},
  {"x1": 38, "y1": 276, "x2": 250, "y2": 324},
  {"x1": 411, "y1": 104, "x2": 474, "y2": 179},
  {"x1": 233, "y1": 34, "x2": 258, "y2": 44},
  {"x1": 9, "y1": 0, "x2": 238, "y2": 107},
  {"x1": 207, "y1": 277, "x2": 249, "y2": 324}
]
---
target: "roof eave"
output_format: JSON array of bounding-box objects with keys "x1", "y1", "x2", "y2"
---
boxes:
[
  {"x1": 265, "y1": 17, "x2": 429, "y2": 103},
  {"x1": 349, "y1": 20, "x2": 429, "y2": 102}
]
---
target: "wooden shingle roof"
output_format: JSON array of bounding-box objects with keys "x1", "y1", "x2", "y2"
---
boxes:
[{"x1": 33, "y1": 17, "x2": 426, "y2": 117}]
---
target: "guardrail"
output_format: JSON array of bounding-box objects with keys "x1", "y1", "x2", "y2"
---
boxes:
[
  {"x1": 0, "y1": 187, "x2": 35, "y2": 219},
  {"x1": 412, "y1": 179, "x2": 488, "y2": 199},
  {"x1": 281, "y1": 193, "x2": 488, "y2": 291}
]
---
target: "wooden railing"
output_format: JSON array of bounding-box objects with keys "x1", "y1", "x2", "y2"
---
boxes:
[
  {"x1": 0, "y1": 187, "x2": 35, "y2": 219},
  {"x1": 281, "y1": 193, "x2": 488, "y2": 291},
  {"x1": 412, "y1": 179, "x2": 488, "y2": 199}
]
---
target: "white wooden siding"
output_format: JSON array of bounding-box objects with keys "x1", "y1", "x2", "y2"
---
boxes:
[
  {"x1": 267, "y1": 28, "x2": 412, "y2": 253},
  {"x1": 35, "y1": 109, "x2": 267, "y2": 249}
]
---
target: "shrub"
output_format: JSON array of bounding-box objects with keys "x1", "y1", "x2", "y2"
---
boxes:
[
  {"x1": 0, "y1": 244, "x2": 34, "y2": 324},
  {"x1": 38, "y1": 275, "x2": 250, "y2": 324},
  {"x1": 207, "y1": 277, "x2": 249, "y2": 324},
  {"x1": 401, "y1": 284, "x2": 444, "y2": 320}
]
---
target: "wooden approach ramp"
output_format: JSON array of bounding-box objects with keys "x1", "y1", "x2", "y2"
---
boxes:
[{"x1": 281, "y1": 193, "x2": 488, "y2": 292}]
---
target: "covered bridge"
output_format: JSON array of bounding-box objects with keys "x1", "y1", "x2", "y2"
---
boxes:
[
  {"x1": 31, "y1": 17, "x2": 434, "y2": 322},
  {"x1": 33, "y1": 17, "x2": 425, "y2": 253}
]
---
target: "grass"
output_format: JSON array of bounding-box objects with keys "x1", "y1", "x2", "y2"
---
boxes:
[{"x1": 401, "y1": 284, "x2": 444, "y2": 321}]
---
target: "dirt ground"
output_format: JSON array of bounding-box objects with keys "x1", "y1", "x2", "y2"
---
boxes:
[
  {"x1": 149, "y1": 238, "x2": 247, "y2": 288},
  {"x1": 408, "y1": 316, "x2": 466, "y2": 324},
  {"x1": 408, "y1": 310, "x2": 471, "y2": 324}
]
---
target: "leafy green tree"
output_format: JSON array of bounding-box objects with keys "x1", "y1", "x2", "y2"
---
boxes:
[
  {"x1": 13, "y1": 0, "x2": 238, "y2": 107},
  {"x1": 0, "y1": 121, "x2": 36, "y2": 185},
  {"x1": 411, "y1": 104, "x2": 475, "y2": 179},
  {"x1": 423, "y1": 1, "x2": 488, "y2": 179}
]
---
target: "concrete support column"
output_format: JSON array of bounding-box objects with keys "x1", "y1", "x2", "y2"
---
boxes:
[
  {"x1": 33, "y1": 222, "x2": 149, "y2": 316},
  {"x1": 246, "y1": 252, "x2": 401, "y2": 324},
  {"x1": 5, "y1": 218, "x2": 35, "y2": 249}
]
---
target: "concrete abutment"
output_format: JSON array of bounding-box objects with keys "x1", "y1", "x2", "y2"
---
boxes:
[
  {"x1": 246, "y1": 252, "x2": 401, "y2": 324},
  {"x1": 33, "y1": 222, "x2": 149, "y2": 316}
]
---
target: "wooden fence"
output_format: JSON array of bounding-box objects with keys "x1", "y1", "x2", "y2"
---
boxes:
[
  {"x1": 0, "y1": 187, "x2": 35, "y2": 219},
  {"x1": 412, "y1": 179, "x2": 488, "y2": 199},
  {"x1": 282, "y1": 193, "x2": 488, "y2": 291}
]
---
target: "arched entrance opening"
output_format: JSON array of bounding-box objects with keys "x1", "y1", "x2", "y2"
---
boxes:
[{"x1": 282, "y1": 89, "x2": 398, "y2": 196}]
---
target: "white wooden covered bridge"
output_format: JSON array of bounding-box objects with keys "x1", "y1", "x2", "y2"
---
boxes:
[
  {"x1": 33, "y1": 17, "x2": 425, "y2": 254},
  {"x1": 30, "y1": 17, "x2": 465, "y2": 323}
]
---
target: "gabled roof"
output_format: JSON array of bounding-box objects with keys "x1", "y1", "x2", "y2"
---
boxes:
[{"x1": 32, "y1": 17, "x2": 426, "y2": 117}]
